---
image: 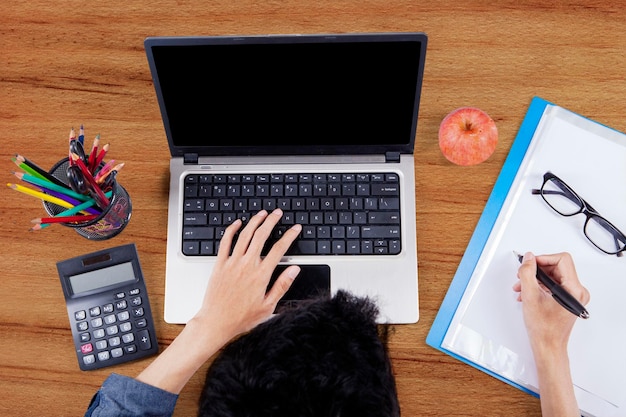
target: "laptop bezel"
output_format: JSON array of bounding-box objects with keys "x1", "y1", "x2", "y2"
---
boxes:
[{"x1": 144, "y1": 32, "x2": 428, "y2": 158}]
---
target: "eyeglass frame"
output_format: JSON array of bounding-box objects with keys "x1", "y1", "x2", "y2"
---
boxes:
[{"x1": 532, "y1": 171, "x2": 626, "y2": 257}]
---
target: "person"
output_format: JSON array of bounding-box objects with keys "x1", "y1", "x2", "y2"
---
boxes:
[
  {"x1": 197, "y1": 289, "x2": 399, "y2": 417},
  {"x1": 513, "y1": 251, "x2": 590, "y2": 417},
  {"x1": 84, "y1": 208, "x2": 589, "y2": 416},
  {"x1": 84, "y1": 208, "x2": 303, "y2": 416}
]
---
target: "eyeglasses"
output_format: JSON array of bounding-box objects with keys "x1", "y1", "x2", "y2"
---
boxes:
[{"x1": 533, "y1": 171, "x2": 626, "y2": 257}]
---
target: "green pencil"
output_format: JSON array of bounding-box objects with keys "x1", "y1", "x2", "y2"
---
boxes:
[
  {"x1": 12, "y1": 157, "x2": 47, "y2": 181},
  {"x1": 13, "y1": 171, "x2": 89, "y2": 202},
  {"x1": 14, "y1": 154, "x2": 69, "y2": 188}
]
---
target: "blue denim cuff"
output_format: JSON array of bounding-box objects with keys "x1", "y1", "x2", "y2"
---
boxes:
[{"x1": 85, "y1": 373, "x2": 178, "y2": 417}]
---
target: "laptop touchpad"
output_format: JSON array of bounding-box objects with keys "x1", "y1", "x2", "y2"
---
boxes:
[{"x1": 268, "y1": 264, "x2": 331, "y2": 312}]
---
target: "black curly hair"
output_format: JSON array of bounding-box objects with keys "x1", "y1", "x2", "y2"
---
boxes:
[{"x1": 198, "y1": 290, "x2": 399, "y2": 417}]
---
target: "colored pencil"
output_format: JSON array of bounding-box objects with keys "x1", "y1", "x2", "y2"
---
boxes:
[
  {"x1": 78, "y1": 124, "x2": 85, "y2": 145},
  {"x1": 94, "y1": 143, "x2": 109, "y2": 170},
  {"x1": 70, "y1": 153, "x2": 109, "y2": 208},
  {"x1": 68, "y1": 127, "x2": 77, "y2": 165},
  {"x1": 29, "y1": 190, "x2": 111, "y2": 231},
  {"x1": 96, "y1": 162, "x2": 124, "y2": 184},
  {"x1": 88, "y1": 134, "x2": 100, "y2": 173},
  {"x1": 8, "y1": 183, "x2": 75, "y2": 209},
  {"x1": 12, "y1": 157, "x2": 47, "y2": 181},
  {"x1": 32, "y1": 214, "x2": 98, "y2": 224},
  {"x1": 13, "y1": 171, "x2": 89, "y2": 202},
  {"x1": 41, "y1": 188, "x2": 101, "y2": 215},
  {"x1": 13, "y1": 154, "x2": 68, "y2": 188},
  {"x1": 93, "y1": 159, "x2": 116, "y2": 182}
]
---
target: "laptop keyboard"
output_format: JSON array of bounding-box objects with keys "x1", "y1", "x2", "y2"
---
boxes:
[{"x1": 182, "y1": 172, "x2": 402, "y2": 256}]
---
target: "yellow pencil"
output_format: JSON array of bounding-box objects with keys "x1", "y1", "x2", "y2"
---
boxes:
[{"x1": 7, "y1": 183, "x2": 74, "y2": 209}]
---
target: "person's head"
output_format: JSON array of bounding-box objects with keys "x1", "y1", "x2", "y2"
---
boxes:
[{"x1": 198, "y1": 290, "x2": 399, "y2": 417}]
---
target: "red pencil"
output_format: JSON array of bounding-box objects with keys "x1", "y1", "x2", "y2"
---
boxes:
[
  {"x1": 70, "y1": 153, "x2": 110, "y2": 208},
  {"x1": 87, "y1": 134, "x2": 100, "y2": 173},
  {"x1": 94, "y1": 143, "x2": 110, "y2": 169},
  {"x1": 31, "y1": 214, "x2": 98, "y2": 224}
]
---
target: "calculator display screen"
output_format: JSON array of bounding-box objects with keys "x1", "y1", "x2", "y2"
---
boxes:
[{"x1": 69, "y1": 262, "x2": 136, "y2": 295}]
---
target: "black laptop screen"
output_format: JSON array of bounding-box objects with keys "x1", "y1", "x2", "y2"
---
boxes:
[{"x1": 145, "y1": 34, "x2": 427, "y2": 156}]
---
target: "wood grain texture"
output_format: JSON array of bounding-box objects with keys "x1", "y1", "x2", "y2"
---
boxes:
[{"x1": 1, "y1": 1, "x2": 624, "y2": 415}]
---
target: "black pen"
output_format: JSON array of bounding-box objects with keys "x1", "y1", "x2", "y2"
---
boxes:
[{"x1": 513, "y1": 251, "x2": 589, "y2": 319}]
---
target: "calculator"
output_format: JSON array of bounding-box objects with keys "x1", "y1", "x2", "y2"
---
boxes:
[{"x1": 56, "y1": 243, "x2": 159, "y2": 370}]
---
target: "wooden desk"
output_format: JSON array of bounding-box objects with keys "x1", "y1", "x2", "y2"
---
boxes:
[{"x1": 1, "y1": 2, "x2": 624, "y2": 415}]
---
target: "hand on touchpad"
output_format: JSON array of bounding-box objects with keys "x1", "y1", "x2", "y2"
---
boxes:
[{"x1": 267, "y1": 265, "x2": 331, "y2": 312}]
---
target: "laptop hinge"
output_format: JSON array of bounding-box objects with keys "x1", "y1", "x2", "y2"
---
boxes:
[
  {"x1": 183, "y1": 153, "x2": 199, "y2": 164},
  {"x1": 385, "y1": 152, "x2": 401, "y2": 163}
]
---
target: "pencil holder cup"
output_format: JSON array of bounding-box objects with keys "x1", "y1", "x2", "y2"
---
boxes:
[{"x1": 42, "y1": 157, "x2": 132, "y2": 240}]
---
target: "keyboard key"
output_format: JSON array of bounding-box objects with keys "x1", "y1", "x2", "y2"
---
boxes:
[{"x1": 361, "y1": 226, "x2": 400, "y2": 238}]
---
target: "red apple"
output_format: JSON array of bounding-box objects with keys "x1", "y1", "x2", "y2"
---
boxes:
[{"x1": 438, "y1": 107, "x2": 498, "y2": 166}]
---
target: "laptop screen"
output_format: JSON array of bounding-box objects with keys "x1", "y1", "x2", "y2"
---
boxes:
[{"x1": 145, "y1": 33, "x2": 427, "y2": 157}]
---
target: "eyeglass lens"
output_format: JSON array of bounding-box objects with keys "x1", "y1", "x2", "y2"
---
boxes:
[
  {"x1": 541, "y1": 176, "x2": 626, "y2": 254},
  {"x1": 585, "y1": 215, "x2": 626, "y2": 254},
  {"x1": 541, "y1": 177, "x2": 583, "y2": 216}
]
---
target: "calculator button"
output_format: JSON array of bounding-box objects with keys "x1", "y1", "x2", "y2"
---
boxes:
[
  {"x1": 89, "y1": 306, "x2": 101, "y2": 316},
  {"x1": 117, "y1": 311, "x2": 130, "y2": 321},
  {"x1": 115, "y1": 292, "x2": 125, "y2": 299},
  {"x1": 75, "y1": 310, "x2": 86, "y2": 321},
  {"x1": 102, "y1": 303, "x2": 114, "y2": 313},
  {"x1": 120, "y1": 322, "x2": 132, "y2": 333},
  {"x1": 77, "y1": 321, "x2": 89, "y2": 332},
  {"x1": 83, "y1": 354, "x2": 96, "y2": 366},
  {"x1": 136, "y1": 318, "x2": 147, "y2": 328},
  {"x1": 97, "y1": 351, "x2": 110, "y2": 361},
  {"x1": 109, "y1": 336, "x2": 121, "y2": 347},
  {"x1": 80, "y1": 332, "x2": 91, "y2": 342},
  {"x1": 137, "y1": 329, "x2": 152, "y2": 350},
  {"x1": 95, "y1": 340, "x2": 108, "y2": 350},
  {"x1": 129, "y1": 288, "x2": 140, "y2": 296},
  {"x1": 106, "y1": 325, "x2": 119, "y2": 336},
  {"x1": 91, "y1": 317, "x2": 103, "y2": 328},
  {"x1": 81, "y1": 343, "x2": 93, "y2": 354},
  {"x1": 122, "y1": 333, "x2": 135, "y2": 344},
  {"x1": 111, "y1": 348, "x2": 123, "y2": 358},
  {"x1": 115, "y1": 300, "x2": 127, "y2": 310},
  {"x1": 124, "y1": 344, "x2": 137, "y2": 354},
  {"x1": 132, "y1": 307, "x2": 145, "y2": 318},
  {"x1": 130, "y1": 296, "x2": 142, "y2": 306},
  {"x1": 93, "y1": 329, "x2": 106, "y2": 339},
  {"x1": 104, "y1": 314, "x2": 116, "y2": 325}
]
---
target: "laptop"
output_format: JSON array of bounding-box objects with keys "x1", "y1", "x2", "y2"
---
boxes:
[{"x1": 144, "y1": 32, "x2": 427, "y2": 324}]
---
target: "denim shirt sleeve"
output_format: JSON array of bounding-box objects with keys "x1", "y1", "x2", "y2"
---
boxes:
[{"x1": 84, "y1": 373, "x2": 179, "y2": 417}]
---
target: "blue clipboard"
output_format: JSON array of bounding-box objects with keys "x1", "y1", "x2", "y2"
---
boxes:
[{"x1": 425, "y1": 96, "x2": 551, "y2": 396}]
